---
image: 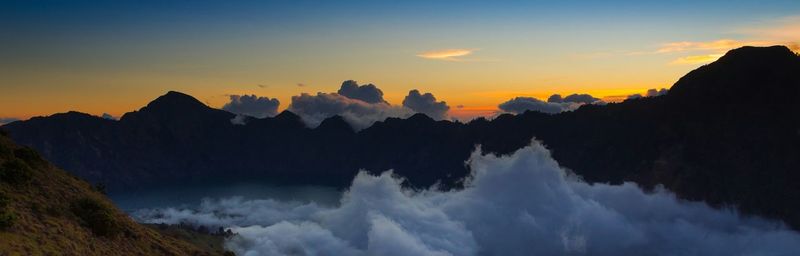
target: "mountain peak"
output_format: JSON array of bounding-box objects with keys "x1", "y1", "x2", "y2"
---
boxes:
[
  {"x1": 274, "y1": 110, "x2": 301, "y2": 122},
  {"x1": 715, "y1": 45, "x2": 798, "y2": 65},
  {"x1": 120, "y1": 91, "x2": 233, "y2": 123},
  {"x1": 668, "y1": 45, "x2": 800, "y2": 106},
  {"x1": 147, "y1": 91, "x2": 207, "y2": 110},
  {"x1": 316, "y1": 115, "x2": 353, "y2": 133}
]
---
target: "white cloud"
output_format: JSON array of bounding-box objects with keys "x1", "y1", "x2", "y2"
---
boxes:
[
  {"x1": 416, "y1": 49, "x2": 477, "y2": 61},
  {"x1": 288, "y1": 92, "x2": 412, "y2": 130},
  {"x1": 222, "y1": 94, "x2": 280, "y2": 118},
  {"x1": 134, "y1": 141, "x2": 800, "y2": 256},
  {"x1": 402, "y1": 90, "x2": 450, "y2": 120}
]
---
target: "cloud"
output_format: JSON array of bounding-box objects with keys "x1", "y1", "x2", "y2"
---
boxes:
[
  {"x1": 257, "y1": 84, "x2": 268, "y2": 88},
  {"x1": 297, "y1": 83, "x2": 307, "y2": 87},
  {"x1": 416, "y1": 49, "x2": 477, "y2": 61},
  {"x1": 0, "y1": 118, "x2": 19, "y2": 125},
  {"x1": 101, "y1": 113, "x2": 116, "y2": 120},
  {"x1": 288, "y1": 92, "x2": 411, "y2": 130},
  {"x1": 628, "y1": 88, "x2": 668, "y2": 100},
  {"x1": 230, "y1": 115, "x2": 248, "y2": 125},
  {"x1": 737, "y1": 16, "x2": 800, "y2": 50},
  {"x1": 670, "y1": 53, "x2": 725, "y2": 65},
  {"x1": 337, "y1": 80, "x2": 387, "y2": 104},
  {"x1": 498, "y1": 97, "x2": 581, "y2": 114},
  {"x1": 645, "y1": 88, "x2": 669, "y2": 97},
  {"x1": 547, "y1": 93, "x2": 601, "y2": 104},
  {"x1": 653, "y1": 16, "x2": 800, "y2": 64},
  {"x1": 402, "y1": 90, "x2": 450, "y2": 120},
  {"x1": 656, "y1": 39, "x2": 767, "y2": 54},
  {"x1": 134, "y1": 140, "x2": 800, "y2": 256},
  {"x1": 222, "y1": 95, "x2": 280, "y2": 119}
]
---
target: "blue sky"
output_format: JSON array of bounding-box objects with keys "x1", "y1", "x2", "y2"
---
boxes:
[{"x1": 1, "y1": 0, "x2": 799, "y2": 119}]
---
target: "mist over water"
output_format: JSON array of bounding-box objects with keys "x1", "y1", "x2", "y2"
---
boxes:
[
  {"x1": 112, "y1": 183, "x2": 341, "y2": 212},
  {"x1": 132, "y1": 141, "x2": 800, "y2": 256}
]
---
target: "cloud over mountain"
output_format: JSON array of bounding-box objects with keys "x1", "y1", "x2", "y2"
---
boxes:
[
  {"x1": 547, "y1": 93, "x2": 601, "y2": 104},
  {"x1": 337, "y1": 80, "x2": 387, "y2": 104},
  {"x1": 628, "y1": 88, "x2": 669, "y2": 100},
  {"x1": 498, "y1": 97, "x2": 580, "y2": 114},
  {"x1": 134, "y1": 141, "x2": 800, "y2": 256},
  {"x1": 402, "y1": 90, "x2": 450, "y2": 120},
  {"x1": 288, "y1": 92, "x2": 411, "y2": 130},
  {"x1": 222, "y1": 94, "x2": 280, "y2": 118}
]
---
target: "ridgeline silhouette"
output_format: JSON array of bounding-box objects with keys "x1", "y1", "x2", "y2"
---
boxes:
[{"x1": 3, "y1": 46, "x2": 799, "y2": 229}]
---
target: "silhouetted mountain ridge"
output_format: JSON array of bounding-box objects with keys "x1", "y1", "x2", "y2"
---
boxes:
[{"x1": 3, "y1": 45, "x2": 799, "y2": 229}]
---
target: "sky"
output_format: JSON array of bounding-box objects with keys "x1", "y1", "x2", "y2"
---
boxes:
[{"x1": 1, "y1": 0, "x2": 799, "y2": 121}]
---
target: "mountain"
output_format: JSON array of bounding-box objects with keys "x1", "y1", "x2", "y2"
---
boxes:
[
  {"x1": 2, "y1": 45, "x2": 799, "y2": 229},
  {"x1": 0, "y1": 130, "x2": 230, "y2": 255}
]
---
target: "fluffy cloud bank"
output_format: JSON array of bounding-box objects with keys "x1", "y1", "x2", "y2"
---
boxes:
[
  {"x1": 499, "y1": 92, "x2": 605, "y2": 114},
  {"x1": 288, "y1": 92, "x2": 411, "y2": 130},
  {"x1": 628, "y1": 88, "x2": 669, "y2": 100},
  {"x1": 288, "y1": 81, "x2": 452, "y2": 129},
  {"x1": 222, "y1": 95, "x2": 280, "y2": 118},
  {"x1": 402, "y1": 90, "x2": 450, "y2": 120},
  {"x1": 498, "y1": 97, "x2": 581, "y2": 114},
  {"x1": 337, "y1": 80, "x2": 387, "y2": 104},
  {"x1": 134, "y1": 141, "x2": 800, "y2": 256},
  {"x1": 547, "y1": 93, "x2": 601, "y2": 104}
]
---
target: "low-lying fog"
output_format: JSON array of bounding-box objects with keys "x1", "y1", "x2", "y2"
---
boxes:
[
  {"x1": 125, "y1": 141, "x2": 800, "y2": 256},
  {"x1": 112, "y1": 183, "x2": 341, "y2": 212}
]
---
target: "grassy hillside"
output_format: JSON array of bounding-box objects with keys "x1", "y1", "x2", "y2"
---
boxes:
[{"x1": 0, "y1": 129, "x2": 229, "y2": 256}]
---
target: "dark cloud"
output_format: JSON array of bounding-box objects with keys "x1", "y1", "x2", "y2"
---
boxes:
[
  {"x1": 288, "y1": 92, "x2": 410, "y2": 130},
  {"x1": 402, "y1": 90, "x2": 450, "y2": 120},
  {"x1": 498, "y1": 97, "x2": 579, "y2": 114},
  {"x1": 0, "y1": 118, "x2": 20, "y2": 125},
  {"x1": 337, "y1": 80, "x2": 387, "y2": 104},
  {"x1": 548, "y1": 93, "x2": 600, "y2": 104},
  {"x1": 456, "y1": 105, "x2": 464, "y2": 109},
  {"x1": 101, "y1": 113, "x2": 116, "y2": 120},
  {"x1": 222, "y1": 95, "x2": 280, "y2": 118},
  {"x1": 136, "y1": 141, "x2": 800, "y2": 256},
  {"x1": 257, "y1": 84, "x2": 268, "y2": 88}
]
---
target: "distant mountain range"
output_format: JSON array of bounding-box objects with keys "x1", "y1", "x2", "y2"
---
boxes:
[{"x1": 3, "y1": 46, "x2": 799, "y2": 229}]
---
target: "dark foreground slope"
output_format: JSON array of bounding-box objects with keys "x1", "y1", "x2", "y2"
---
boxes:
[
  {"x1": 3, "y1": 46, "x2": 799, "y2": 228},
  {"x1": 0, "y1": 131, "x2": 228, "y2": 255}
]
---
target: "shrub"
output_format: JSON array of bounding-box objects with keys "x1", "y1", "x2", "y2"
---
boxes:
[
  {"x1": 0, "y1": 210, "x2": 15, "y2": 230},
  {"x1": 0, "y1": 158, "x2": 33, "y2": 186},
  {"x1": 0, "y1": 144, "x2": 11, "y2": 160},
  {"x1": 0, "y1": 191, "x2": 13, "y2": 230},
  {"x1": 71, "y1": 197, "x2": 122, "y2": 237},
  {"x1": 0, "y1": 191, "x2": 9, "y2": 209},
  {"x1": 93, "y1": 183, "x2": 107, "y2": 195},
  {"x1": 13, "y1": 147, "x2": 44, "y2": 166}
]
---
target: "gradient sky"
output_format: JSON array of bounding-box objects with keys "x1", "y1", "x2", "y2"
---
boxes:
[{"x1": 1, "y1": 0, "x2": 799, "y2": 120}]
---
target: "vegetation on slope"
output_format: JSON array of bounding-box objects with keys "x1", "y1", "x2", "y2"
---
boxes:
[{"x1": 0, "y1": 130, "x2": 229, "y2": 255}]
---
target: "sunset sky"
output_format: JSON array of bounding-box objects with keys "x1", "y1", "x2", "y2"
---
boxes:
[{"x1": 1, "y1": 0, "x2": 799, "y2": 121}]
